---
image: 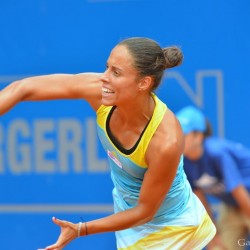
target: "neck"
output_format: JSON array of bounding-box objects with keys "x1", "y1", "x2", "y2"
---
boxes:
[{"x1": 115, "y1": 94, "x2": 155, "y2": 126}]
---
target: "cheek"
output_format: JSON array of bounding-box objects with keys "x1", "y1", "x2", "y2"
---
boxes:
[
  {"x1": 184, "y1": 141, "x2": 191, "y2": 154},
  {"x1": 118, "y1": 81, "x2": 139, "y2": 96},
  {"x1": 183, "y1": 137, "x2": 194, "y2": 154}
]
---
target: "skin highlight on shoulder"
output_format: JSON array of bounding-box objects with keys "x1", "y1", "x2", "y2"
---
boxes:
[{"x1": 145, "y1": 109, "x2": 184, "y2": 167}]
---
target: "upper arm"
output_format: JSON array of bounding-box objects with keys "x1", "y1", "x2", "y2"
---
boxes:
[
  {"x1": 1, "y1": 73, "x2": 103, "y2": 112},
  {"x1": 137, "y1": 111, "x2": 184, "y2": 219},
  {"x1": 24, "y1": 73, "x2": 103, "y2": 110}
]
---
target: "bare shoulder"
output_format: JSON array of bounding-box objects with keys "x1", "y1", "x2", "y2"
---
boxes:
[
  {"x1": 146, "y1": 108, "x2": 184, "y2": 164},
  {"x1": 143, "y1": 108, "x2": 185, "y2": 197}
]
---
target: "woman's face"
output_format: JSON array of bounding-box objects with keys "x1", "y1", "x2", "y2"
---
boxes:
[
  {"x1": 183, "y1": 131, "x2": 204, "y2": 160},
  {"x1": 100, "y1": 45, "x2": 143, "y2": 107}
]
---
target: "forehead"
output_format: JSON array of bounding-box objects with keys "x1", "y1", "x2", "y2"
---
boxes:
[{"x1": 108, "y1": 45, "x2": 134, "y2": 68}]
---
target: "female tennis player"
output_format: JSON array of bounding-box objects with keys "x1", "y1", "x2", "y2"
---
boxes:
[{"x1": 0, "y1": 37, "x2": 216, "y2": 250}]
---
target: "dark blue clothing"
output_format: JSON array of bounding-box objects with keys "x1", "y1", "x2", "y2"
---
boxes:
[{"x1": 184, "y1": 137, "x2": 250, "y2": 206}]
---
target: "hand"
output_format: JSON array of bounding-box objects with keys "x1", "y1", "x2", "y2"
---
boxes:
[{"x1": 44, "y1": 217, "x2": 78, "y2": 250}]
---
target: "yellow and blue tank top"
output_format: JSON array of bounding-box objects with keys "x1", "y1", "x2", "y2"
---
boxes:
[{"x1": 96, "y1": 94, "x2": 216, "y2": 250}]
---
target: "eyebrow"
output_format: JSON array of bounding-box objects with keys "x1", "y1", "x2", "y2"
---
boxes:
[{"x1": 108, "y1": 63, "x2": 123, "y2": 72}]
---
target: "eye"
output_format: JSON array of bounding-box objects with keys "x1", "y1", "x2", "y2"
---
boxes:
[{"x1": 113, "y1": 70, "x2": 120, "y2": 76}]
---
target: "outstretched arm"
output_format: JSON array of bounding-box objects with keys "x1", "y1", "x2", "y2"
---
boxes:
[
  {"x1": 45, "y1": 111, "x2": 184, "y2": 249},
  {"x1": 0, "y1": 73, "x2": 103, "y2": 115},
  {"x1": 43, "y1": 110, "x2": 184, "y2": 250}
]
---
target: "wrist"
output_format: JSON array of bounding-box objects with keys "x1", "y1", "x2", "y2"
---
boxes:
[
  {"x1": 77, "y1": 222, "x2": 88, "y2": 237},
  {"x1": 77, "y1": 222, "x2": 82, "y2": 238}
]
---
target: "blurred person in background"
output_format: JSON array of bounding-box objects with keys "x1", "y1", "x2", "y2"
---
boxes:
[
  {"x1": 176, "y1": 105, "x2": 250, "y2": 250},
  {"x1": 0, "y1": 38, "x2": 215, "y2": 250}
]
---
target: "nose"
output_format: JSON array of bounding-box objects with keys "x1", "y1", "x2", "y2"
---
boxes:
[{"x1": 100, "y1": 69, "x2": 109, "y2": 82}]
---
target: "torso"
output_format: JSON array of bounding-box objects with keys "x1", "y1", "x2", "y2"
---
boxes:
[{"x1": 107, "y1": 106, "x2": 152, "y2": 152}]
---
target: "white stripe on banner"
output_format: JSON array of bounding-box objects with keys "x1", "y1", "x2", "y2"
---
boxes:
[{"x1": 0, "y1": 204, "x2": 114, "y2": 213}]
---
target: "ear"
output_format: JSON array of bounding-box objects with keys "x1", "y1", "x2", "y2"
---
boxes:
[{"x1": 137, "y1": 76, "x2": 153, "y2": 91}]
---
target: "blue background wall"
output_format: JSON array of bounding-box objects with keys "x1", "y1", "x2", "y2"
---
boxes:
[{"x1": 0, "y1": 0, "x2": 249, "y2": 249}]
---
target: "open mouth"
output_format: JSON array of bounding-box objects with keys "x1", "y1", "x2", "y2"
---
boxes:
[{"x1": 102, "y1": 87, "x2": 114, "y2": 94}]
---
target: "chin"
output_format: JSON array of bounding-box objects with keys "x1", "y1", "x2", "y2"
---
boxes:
[
  {"x1": 186, "y1": 153, "x2": 201, "y2": 161},
  {"x1": 101, "y1": 98, "x2": 115, "y2": 107}
]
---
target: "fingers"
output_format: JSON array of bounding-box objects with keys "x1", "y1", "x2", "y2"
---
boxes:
[
  {"x1": 51, "y1": 217, "x2": 66, "y2": 227},
  {"x1": 44, "y1": 245, "x2": 59, "y2": 250},
  {"x1": 43, "y1": 217, "x2": 74, "y2": 250},
  {"x1": 51, "y1": 217, "x2": 75, "y2": 232},
  {"x1": 44, "y1": 244, "x2": 63, "y2": 250},
  {"x1": 43, "y1": 218, "x2": 64, "y2": 250}
]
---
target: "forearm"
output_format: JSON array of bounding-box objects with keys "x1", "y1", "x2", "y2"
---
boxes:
[
  {"x1": 238, "y1": 200, "x2": 250, "y2": 217},
  {"x1": 238, "y1": 195, "x2": 250, "y2": 217},
  {"x1": 0, "y1": 75, "x2": 52, "y2": 115},
  {"x1": 240, "y1": 206, "x2": 250, "y2": 217},
  {"x1": 0, "y1": 74, "x2": 80, "y2": 116},
  {"x1": 80, "y1": 206, "x2": 151, "y2": 236}
]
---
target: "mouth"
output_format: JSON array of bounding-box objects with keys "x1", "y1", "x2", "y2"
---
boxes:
[{"x1": 102, "y1": 87, "x2": 115, "y2": 94}]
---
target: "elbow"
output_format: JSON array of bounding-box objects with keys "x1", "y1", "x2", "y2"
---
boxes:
[
  {"x1": 12, "y1": 79, "x2": 32, "y2": 100},
  {"x1": 135, "y1": 206, "x2": 156, "y2": 225},
  {"x1": 139, "y1": 214, "x2": 154, "y2": 224},
  {"x1": 9, "y1": 80, "x2": 23, "y2": 94},
  {"x1": 141, "y1": 213, "x2": 155, "y2": 225},
  {"x1": 0, "y1": 80, "x2": 24, "y2": 116},
  {"x1": 142, "y1": 207, "x2": 156, "y2": 222},
  {"x1": 143, "y1": 214, "x2": 155, "y2": 224}
]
